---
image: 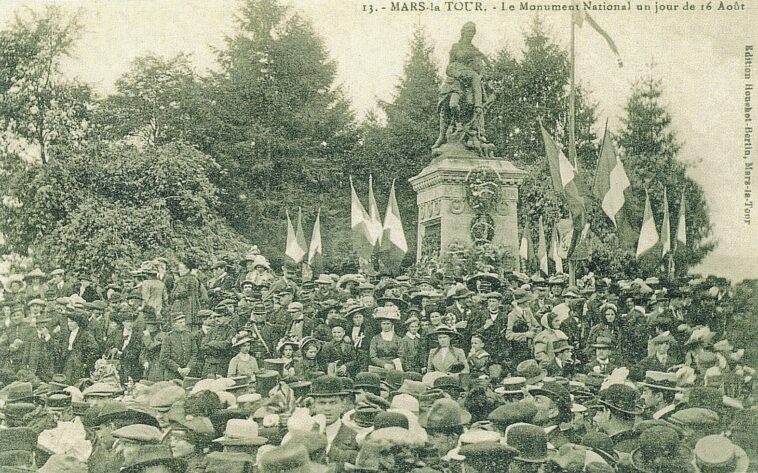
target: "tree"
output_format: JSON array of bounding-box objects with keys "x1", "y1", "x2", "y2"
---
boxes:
[
  {"x1": 615, "y1": 76, "x2": 715, "y2": 275},
  {"x1": 96, "y1": 54, "x2": 206, "y2": 148},
  {"x1": 0, "y1": 142, "x2": 248, "y2": 281},
  {"x1": 355, "y1": 27, "x2": 441, "y2": 263},
  {"x1": 0, "y1": 6, "x2": 93, "y2": 163},
  {"x1": 203, "y1": 0, "x2": 359, "y2": 268}
]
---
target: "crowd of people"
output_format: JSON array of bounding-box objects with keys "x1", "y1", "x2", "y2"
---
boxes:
[{"x1": 0, "y1": 247, "x2": 755, "y2": 472}]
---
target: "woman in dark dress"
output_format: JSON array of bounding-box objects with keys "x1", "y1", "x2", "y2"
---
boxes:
[
  {"x1": 346, "y1": 304, "x2": 371, "y2": 373},
  {"x1": 369, "y1": 306, "x2": 403, "y2": 370}
]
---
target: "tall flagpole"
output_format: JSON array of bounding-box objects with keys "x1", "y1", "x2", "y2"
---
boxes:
[{"x1": 568, "y1": 12, "x2": 578, "y2": 287}]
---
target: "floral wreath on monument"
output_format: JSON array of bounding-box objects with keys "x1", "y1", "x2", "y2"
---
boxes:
[{"x1": 465, "y1": 167, "x2": 500, "y2": 214}]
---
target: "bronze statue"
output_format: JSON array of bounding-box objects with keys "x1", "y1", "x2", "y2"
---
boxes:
[{"x1": 433, "y1": 22, "x2": 496, "y2": 158}]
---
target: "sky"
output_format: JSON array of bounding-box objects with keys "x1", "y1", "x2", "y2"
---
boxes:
[{"x1": 1, "y1": 0, "x2": 757, "y2": 281}]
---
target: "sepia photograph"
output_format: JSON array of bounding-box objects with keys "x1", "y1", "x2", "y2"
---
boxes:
[{"x1": 0, "y1": 0, "x2": 755, "y2": 471}]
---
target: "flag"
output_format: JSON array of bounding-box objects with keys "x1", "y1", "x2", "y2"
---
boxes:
[
  {"x1": 519, "y1": 220, "x2": 537, "y2": 273},
  {"x1": 538, "y1": 217, "x2": 548, "y2": 275},
  {"x1": 367, "y1": 175, "x2": 383, "y2": 248},
  {"x1": 593, "y1": 126, "x2": 631, "y2": 227},
  {"x1": 308, "y1": 208, "x2": 323, "y2": 272},
  {"x1": 285, "y1": 210, "x2": 306, "y2": 265},
  {"x1": 550, "y1": 224, "x2": 564, "y2": 274},
  {"x1": 379, "y1": 179, "x2": 408, "y2": 274},
  {"x1": 295, "y1": 207, "x2": 308, "y2": 258},
  {"x1": 661, "y1": 188, "x2": 671, "y2": 257},
  {"x1": 676, "y1": 193, "x2": 687, "y2": 249},
  {"x1": 541, "y1": 124, "x2": 586, "y2": 257},
  {"x1": 350, "y1": 177, "x2": 374, "y2": 262},
  {"x1": 519, "y1": 221, "x2": 530, "y2": 260},
  {"x1": 573, "y1": 2, "x2": 623, "y2": 67},
  {"x1": 636, "y1": 190, "x2": 660, "y2": 258}
]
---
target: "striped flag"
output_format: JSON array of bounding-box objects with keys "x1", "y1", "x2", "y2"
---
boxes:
[
  {"x1": 285, "y1": 210, "x2": 306, "y2": 265},
  {"x1": 661, "y1": 188, "x2": 671, "y2": 257},
  {"x1": 350, "y1": 177, "x2": 374, "y2": 263},
  {"x1": 593, "y1": 126, "x2": 631, "y2": 227},
  {"x1": 538, "y1": 217, "x2": 549, "y2": 275},
  {"x1": 367, "y1": 175, "x2": 383, "y2": 248},
  {"x1": 308, "y1": 208, "x2": 323, "y2": 273},
  {"x1": 541, "y1": 124, "x2": 586, "y2": 257},
  {"x1": 675, "y1": 193, "x2": 687, "y2": 249},
  {"x1": 379, "y1": 179, "x2": 408, "y2": 274},
  {"x1": 636, "y1": 190, "x2": 660, "y2": 258},
  {"x1": 573, "y1": 2, "x2": 623, "y2": 67},
  {"x1": 550, "y1": 224, "x2": 564, "y2": 274}
]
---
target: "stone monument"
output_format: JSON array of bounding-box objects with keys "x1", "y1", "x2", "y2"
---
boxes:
[{"x1": 409, "y1": 21, "x2": 526, "y2": 261}]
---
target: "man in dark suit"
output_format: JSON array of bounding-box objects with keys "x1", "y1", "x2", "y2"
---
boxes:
[
  {"x1": 310, "y1": 375, "x2": 358, "y2": 472},
  {"x1": 631, "y1": 331, "x2": 677, "y2": 382},
  {"x1": 19, "y1": 314, "x2": 54, "y2": 381},
  {"x1": 585, "y1": 336, "x2": 619, "y2": 376},
  {"x1": 117, "y1": 312, "x2": 143, "y2": 383},
  {"x1": 159, "y1": 313, "x2": 198, "y2": 380},
  {"x1": 474, "y1": 292, "x2": 509, "y2": 365}
]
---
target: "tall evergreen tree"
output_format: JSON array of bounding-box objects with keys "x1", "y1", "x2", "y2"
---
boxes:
[
  {"x1": 206, "y1": 0, "x2": 358, "y2": 268},
  {"x1": 355, "y1": 27, "x2": 441, "y2": 263},
  {"x1": 615, "y1": 75, "x2": 714, "y2": 275}
]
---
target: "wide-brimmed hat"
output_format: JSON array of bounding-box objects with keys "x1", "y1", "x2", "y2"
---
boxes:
[
  {"x1": 494, "y1": 376, "x2": 527, "y2": 396},
  {"x1": 466, "y1": 272, "x2": 501, "y2": 291},
  {"x1": 488, "y1": 401, "x2": 538, "y2": 430},
  {"x1": 581, "y1": 431, "x2": 619, "y2": 465},
  {"x1": 353, "y1": 373, "x2": 382, "y2": 395},
  {"x1": 446, "y1": 284, "x2": 472, "y2": 300},
  {"x1": 418, "y1": 398, "x2": 471, "y2": 429},
  {"x1": 373, "y1": 306, "x2": 400, "y2": 321},
  {"x1": 516, "y1": 359, "x2": 547, "y2": 385},
  {"x1": 2, "y1": 382, "x2": 39, "y2": 404},
  {"x1": 213, "y1": 419, "x2": 268, "y2": 446},
  {"x1": 231, "y1": 332, "x2": 253, "y2": 348},
  {"x1": 511, "y1": 288, "x2": 536, "y2": 304},
  {"x1": 260, "y1": 443, "x2": 327, "y2": 473},
  {"x1": 112, "y1": 424, "x2": 164, "y2": 444},
  {"x1": 638, "y1": 371, "x2": 683, "y2": 393},
  {"x1": 375, "y1": 297, "x2": 409, "y2": 310},
  {"x1": 95, "y1": 402, "x2": 160, "y2": 428},
  {"x1": 395, "y1": 379, "x2": 428, "y2": 397},
  {"x1": 595, "y1": 384, "x2": 643, "y2": 415},
  {"x1": 121, "y1": 444, "x2": 187, "y2": 473},
  {"x1": 590, "y1": 336, "x2": 613, "y2": 349},
  {"x1": 630, "y1": 426, "x2": 683, "y2": 473},
  {"x1": 309, "y1": 375, "x2": 348, "y2": 397},
  {"x1": 693, "y1": 434, "x2": 749, "y2": 473},
  {"x1": 504, "y1": 422, "x2": 550, "y2": 463},
  {"x1": 528, "y1": 381, "x2": 573, "y2": 417},
  {"x1": 426, "y1": 326, "x2": 461, "y2": 339}
]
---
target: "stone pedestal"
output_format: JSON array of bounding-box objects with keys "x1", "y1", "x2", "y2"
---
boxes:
[{"x1": 408, "y1": 156, "x2": 526, "y2": 261}]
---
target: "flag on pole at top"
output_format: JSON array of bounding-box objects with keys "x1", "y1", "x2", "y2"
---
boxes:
[
  {"x1": 676, "y1": 193, "x2": 687, "y2": 249},
  {"x1": 636, "y1": 190, "x2": 660, "y2": 258},
  {"x1": 350, "y1": 177, "x2": 374, "y2": 263},
  {"x1": 285, "y1": 210, "x2": 306, "y2": 265},
  {"x1": 308, "y1": 208, "x2": 323, "y2": 273},
  {"x1": 379, "y1": 179, "x2": 408, "y2": 274},
  {"x1": 367, "y1": 175, "x2": 383, "y2": 248},
  {"x1": 538, "y1": 217, "x2": 549, "y2": 275},
  {"x1": 593, "y1": 126, "x2": 631, "y2": 227},
  {"x1": 661, "y1": 188, "x2": 671, "y2": 258},
  {"x1": 550, "y1": 224, "x2": 564, "y2": 274},
  {"x1": 572, "y1": 1, "x2": 623, "y2": 67}
]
